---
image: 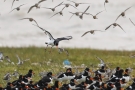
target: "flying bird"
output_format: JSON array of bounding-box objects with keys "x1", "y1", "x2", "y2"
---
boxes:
[
  {"x1": 61, "y1": 3, "x2": 77, "y2": 9},
  {"x1": 129, "y1": 18, "x2": 135, "y2": 26},
  {"x1": 19, "y1": 18, "x2": 39, "y2": 26},
  {"x1": 16, "y1": 54, "x2": 30, "y2": 65},
  {"x1": 50, "y1": 7, "x2": 66, "y2": 18},
  {"x1": 67, "y1": 0, "x2": 90, "y2": 7},
  {"x1": 33, "y1": 24, "x2": 72, "y2": 52},
  {"x1": 81, "y1": 30, "x2": 105, "y2": 37},
  {"x1": 96, "y1": 56, "x2": 106, "y2": 67},
  {"x1": 27, "y1": 0, "x2": 46, "y2": 13},
  {"x1": 41, "y1": 2, "x2": 63, "y2": 12},
  {"x1": 104, "y1": 0, "x2": 109, "y2": 11},
  {"x1": 11, "y1": 0, "x2": 19, "y2": 8},
  {"x1": 86, "y1": 10, "x2": 105, "y2": 19},
  {"x1": 69, "y1": 11, "x2": 84, "y2": 20},
  {"x1": 115, "y1": 6, "x2": 133, "y2": 22},
  {"x1": 105, "y1": 23, "x2": 126, "y2": 33},
  {"x1": 79, "y1": 6, "x2": 90, "y2": 19},
  {"x1": 9, "y1": 4, "x2": 25, "y2": 13}
]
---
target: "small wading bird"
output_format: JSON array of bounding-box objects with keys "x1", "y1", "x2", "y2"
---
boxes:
[
  {"x1": 33, "y1": 24, "x2": 72, "y2": 53},
  {"x1": 69, "y1": 11, "x2": 84, "y2": 20},
  {"x1": 19, "y1": 18, "x2": 39, "y2": 26},
  {"x1": 105, "y1": 23, "x2": 126, "y2": 33},
  {"x1": 79, "y1": 6, "x2": 90, "y2": 19},
  {"x1": 61, "y1": 3, "x2": 77, "y2": 9},
  {"x1": 41, "y1": 2, "x2": 63, "y2": 12},
  {"x1": 104, "y1": 0, "x2": 109, "y2": 11},
  {"x1": 9, "y1": 4, "x2": 25, "y2": 13},
  {"x1": 86, "y1": 10, "x2": 105, "y2": 19},
  {"x1": 115, "y1": 6, "x2": 133, "y2": 22},
  {"x1": 49, "y1": 6, "x2": 66, "y2": 18},
  {"x1": 27, "y1": 0, "x2": 46, "y2": 13},
  {"x1": 129, "y1": 18, "x2": 135, "y2": 26},
  {"x1": 67, "y1": 0, "x2": 90, "y2": 7},
  {"x1": 11, "y1": 0, "x2": 19, "y2": 8},
  {"x1": 81, "y1": 30, "x2": 105, "y2": 37}
]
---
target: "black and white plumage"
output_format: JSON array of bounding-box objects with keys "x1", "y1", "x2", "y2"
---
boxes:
[
  {"x1": 105, "y1": 23, "x2": 126, "y2": 33},
  {"x1": 33, "y1": 24, "x2": 72, "y2": 51}
]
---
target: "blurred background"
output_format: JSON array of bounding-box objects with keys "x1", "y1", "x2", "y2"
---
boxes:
[{"x1": 0, "y1": 0, "x2": 135, "y2": 50}]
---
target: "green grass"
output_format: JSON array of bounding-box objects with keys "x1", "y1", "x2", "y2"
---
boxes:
[{"x1": 0, "y1": 47, "x2": 135, "y2": 87}]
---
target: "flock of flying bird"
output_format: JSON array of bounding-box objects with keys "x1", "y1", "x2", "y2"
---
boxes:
[{"x1": 1, "y1": 0, "x2": 135, "y2": 54}]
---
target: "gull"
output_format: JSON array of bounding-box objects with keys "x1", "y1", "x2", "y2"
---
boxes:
[
  {"x1": 27, "y1": 0, "x2": 46, "y2": 13},
  {"x1": 79, "y1": 6, "x2": 90, "y2": 19},
  {"x1": 33, "y1": 24, "x2": 72, "y2": 52},
  {"x1": 129, "y1": 18, "x2": 135, "y2": 26},
  {"x1": 115, "y1": 6, "x2": 133, "y2": 22},
  {"x1": 50, "y1": 6, "x2": 66, "y2": 18},
  {"x1": 67, "y1": 0, "x2": 90, "y2": 7},
  {"x1": 9, "y1": 4, "x2": 25, "y2": 13},
  {"x1": 41, "y1": 2, "x2": 63, "y2": 12},
  {"x1": 16, "y1": 54, "x2": 30, "y2": 65},
  {"x1": 11, "y1": 0, "x2": 19, "y2": 8},
  {"x1": 81, "y1": 30, "x2": 105, "y2": 37},
  {"x1": 104, "y1": 0, "x2": 109, "y2": 11},
  {"x1": 86, "y1": 10, "x2": 105, "y2": 19},
  {"x1": 105, "y1": 23, "x2": 126, "y2": 33},
  {"x1": 19, "y1": 18, "x2": 39, "y2": 26}
]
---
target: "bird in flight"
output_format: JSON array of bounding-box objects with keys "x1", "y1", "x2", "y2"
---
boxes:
[
  {"x1": 129, "y1": 18, "x2": 135, "y2": 26},
  {"x1": 115, "y1": 6, "x2": 133, "y2": 22},
  {"x1": 61, "y1": 3, "x2": 77, "y2": 9},
  {"x1": 81, "y1": 30, "x2": 105, "y2": 37},
  {"x1": 79, "y1": 6, "x2": 90, "y2": 19},
  {"x1": 104, "y1": 0, "x2": 109, "y2": 11},
  {"x1": 86, "y1": 10, "x2": 105, "y2": 19},
  {"x1": 49, "y1": 6, "x2": 66, "y2": 18},
  {"x1": 41, "y1": 2, "x2": 63, "y2": 12},
  {"x1": 9, "y1": 4, "x2": 25, "y2": 13},
  {"x1": 19, "y1": 18, "x2": 39, "y2": 26},
  {"x1": 105, "y1": 23, "x2": 126, "y2": 33},
  {"x1": 27, "y1": 0, "x2": 46, "y2": 13},
  {"x1": 33, "y1": 24, "x2": 72, "y2": 52},
  {"x1": 67, "y1": 0, "x2": 90, "y2": 7},
  {"x1": 11, "y1": 0, "x2": 19, "y2": 8}
]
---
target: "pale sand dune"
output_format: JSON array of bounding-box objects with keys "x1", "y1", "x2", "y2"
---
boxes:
[{"x1": 0, "y1": 0, "x2": 135, "y2": 50}]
